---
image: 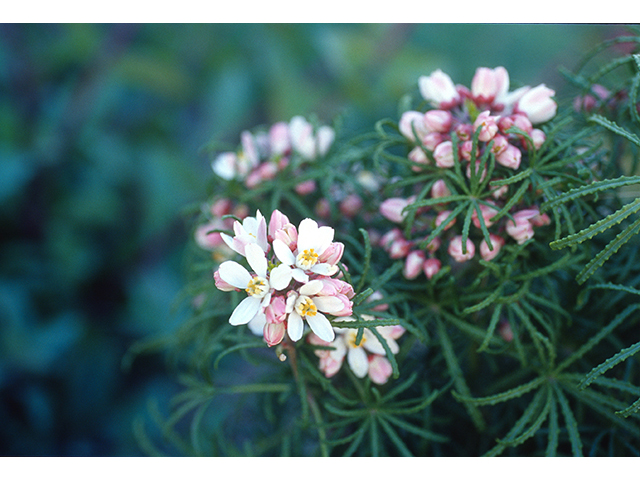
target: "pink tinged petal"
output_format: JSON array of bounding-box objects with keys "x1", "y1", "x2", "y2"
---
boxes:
[
  {"x1": 269, "y1": 264, "x2": 293, "y2": 291},
  {"x1": 299, "y1": 280, "x2": 324, "y2": 296},
  {"x1": 287, "y1": 310, "x2": 304, "y2": 341},
  {"x1": 229, "y1": 296, "x2": 262, "y2": 326},
  {"x1": 313, "y1": 295, "x2": 347, "y2": 314},
  {"x1": 368, "y1": 356, "x2": 393, "y2": 385},
  {"x1": 273, "y1": 238, "x2": 296, "y2": 266},
  {"x1": 245, "y1": 243, "x2": 268, "y2": 278},
  {"x1": 305, "y1": 311, "x2": 335, "y2": 343},
  {"x1": 516, "y1": 84, "x2": 557, "y2": 124},
  {"x1": 347, "y1": 347, "x2": 369, "y2": 378},
  {"x1": 218, "y1": 261, "x2": 251, "y2": 289},
  {"x1": 268, "y1": 209, "x2": 290, "y2": 238},
  {"x1": 361, "y1": 332, "x2": 387, "y2": 356},
  {"x1": 433, "y1": 140, "x2": 455, "y2": 168}
]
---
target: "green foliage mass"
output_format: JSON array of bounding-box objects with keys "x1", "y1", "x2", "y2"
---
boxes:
[{"x1": 131, "y1": 29, "x2": 640, "y2": 456}]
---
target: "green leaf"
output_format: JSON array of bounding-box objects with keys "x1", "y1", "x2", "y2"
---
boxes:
[
  {"x1": 553, "y1": 384, "x2": 583, "y2": 457},
  {"x1": 541, "y1": 175, "x2": 640, "y2": 212},
  {"x1": 589, "y1": 114, "x2": 640, "y2": 148},
  {"x1": 452, "y1": 376, "x2": 545, "y2": 407},
  {"x1": 549, "y1": 197, "x2": 640, "y2": 250},
  {"x1": 578, "y1": 339, "x2": 640, "y2": 389},
  {"x1": 576, "y1": 215, "x2": 640, "y2": 284}
]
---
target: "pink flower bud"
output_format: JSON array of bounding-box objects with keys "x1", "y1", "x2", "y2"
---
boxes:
[
  {"x1": 195, "y1": 222, "x2": 225, "y2": 250},
  {"x1": 505, "y1": 209, "x2": 539, "y2": 244},
  {"x1": 498, "y1": 320, "x2": 514, "y2": 342},
  {"x1": 490, "y1": 182, "x2": 509, "y2": 200},
  {"x1": 511, "y1": 114, "x2": 533, "y2": 134},
  {"x1": 331, "y1": 293, "x2": 354, "y2": 317},
  {"x1": 531, "y1": 212, "x2": 551, "y2": 227},
  {"x1": 471, "y1": 66, "x2": 509, "y2": 105},
  {"x1": 317, "y1": 277, "x2": 355, "y2": 298},
  {"x1": 274, "y1": 224, "x2": 298, "y2": 250},
  {"x1": 319, "y1": 354, "x2": 344, "y2": 378},
  {"x1": 368, "y1": 355, "x2": 393, "y2": 385},
  {"x1": 264, "y1": 322, "x2": 286, "y2": 347},
  {"x1": 473, "y1": 110, "x2": 500, "y2": 142},
  {"x1": 295, "y1": 179, "x2": 317, "y2": 195},
  {"x1": 491, "y1": 135, "x2": 509, "y2": 155},
  {"x1": 424, "y1": 110, "x2": 453, "y2": 133},
  {"x1": 435, "y1": 210, "x2": 456, "y2": 230},
  {"x1": 448, "y1": 236, "x2": 475, "y2": 263},
  {"x1": 399, "y1": 111, "x2": 429, "y2": 142},
  {"x1": 367, "y1": 290, "x2": 389, "y2": 311},
  {"x1": 496, "y1": 144, "x2": 522, "y2": 170},
  {"x1": 214, "y1": 269, "x2": 237, "y2": 292},
  {"x1": 388, "y1": 238, "x2": 412, "y2": 259},
  {"x1": 480, "y1": 234, "x2": 505, "y2": 261},
  {"x1": 265, "y1": 296, "x2": 288, "y2": 324},
  {"x1": 318, "y1": 242, "x2": 345, "y2": 266},
  {"x1": 424, "y1": 236, "x2": 441, "y2": 253},
  {"x1": 380, "y1": 228, "x2": 403, "y2": 250},
  {"x1": 530, "y1": 129, "x2": 546, "y2": 150},
  {"x1": 403, "y1": 250, "x2": 426, "y2": 279},
  {"x1": 268, "y1": 210, "x2": 291, "y2": 239},
  {"x1": 454, "y1": 123, "x2": 473, "y2": 141},
  {"x1": 269, "y1": 121, "x2": 291, "y2": 156},
  {"x1": 419, "y1": 69, "x2": 460, "y2": 108},
  {"x1": 434, "y1": 140, "x2": 455, "y2": 168},
  {"x1": 210, "y1": 198, "x2": 233, "y2": 217},
  {"x1": 423, "y1": 257, "x2": 441, "y2": 279},
  {"x1": 472, "y1": 202, "x2": 499, "y2": 228},
  {"x1": 409, "y1": 146, "x2": 429, "y2": 169},
  {"x1": 460, "y1": 140, "x2": 474, "y2": 161},
  {"x1": 339, "y1": 194, "x2": 363, "y2": 218},
  {"x1": 431, "y1": 179, "x2": 451, "y2": 199},
  {"x1": 380, "y1": 197, "x2": 411, "y2": 223},
  {"x1": 422, "y1": 132, "x2": 444, "y2": 151},
  {"x1": 244, "y1": 170, "x2": 263, "y2": 188},
  {"x1": 516, "y1": 84, "x2": 557, "y2": 124}
]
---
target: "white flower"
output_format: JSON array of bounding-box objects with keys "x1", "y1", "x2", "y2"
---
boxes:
[
  {"x1": 271, "y1": 218, "x2": 339, "y2": 287},
  {"x1": 285, "y1": 280, "x2": 345, "y2": 342},
  {"x1": 221, "y1": 210, "x2": 269, "y2": 256},
  {"x1": 333, "y1": 315, "x2": 399, "y2": 378},
  {"x1": 211, "y1": 131, "x2": 261, "y2": 180},
  {"x1": 216, "y1": 243, "x2": 290, "y2": 326}
]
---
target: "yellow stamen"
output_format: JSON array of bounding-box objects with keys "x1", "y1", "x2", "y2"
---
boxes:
[
  {"x1": 297, "y1": 248, "x2": 319, "y2": 269},
  {"x1": 245, "y1": 277, "x2": 268, "y2": 298},
  {"x1": 295, "y1": 296, "x2": 317, "y2": 317},
  {"x1": 346, "y1": 330, "x2": 366, "y2": 349}
]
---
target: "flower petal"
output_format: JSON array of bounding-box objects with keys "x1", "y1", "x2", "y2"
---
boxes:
[
  {"x1": 273, "y1": 239, "x2": 296, "y2": 266},
  {"x1": 362, "y1": 331, "x2": 387, "y2": 355},
  {"x1": 347, "y1": 347, "x2": 369, "y2": 378},
  {"x1": 269, "y1": 264, "x2": 293, "y2": 291},
  {"x1": 299, "y1": 279, "x2": 323, "y2": 296},
  {"x1": 245, "y1": 243, "x2": 267, "y2": 278},
  {"x1": 287, "y1": 310, "x2": 304, "y2": 342},
  {"x1": 306, "y1": 312, "x2": 335, "y2": 343},
  {"x1": 218, "y1": 261, "x2": 251, "y2": 289},
  {"x1": 296, "y1": 218, "x2": 319, "y2": 253},
  {"x1": 291, "y1": 268, "x2": 309, "y2": 283},
  {"x1": 229, "y1": 296, "x2": 261, "y2": 326},
  {"x1": 310, "y1": 263, "x2": 338, "y2": 276},
  {"x1": 247, "y1": 311, "x2": 267, "y2": 336},
  {"x1": 313, "y1": 295, "x2": 346, "y2": 314}
]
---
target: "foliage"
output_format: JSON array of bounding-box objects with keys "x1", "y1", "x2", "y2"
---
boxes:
[{"x1": 130, "y1": 29, "x2": 640, "y2": 457}]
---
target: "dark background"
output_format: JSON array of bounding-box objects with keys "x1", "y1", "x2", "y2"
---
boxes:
[{"x1": 0, "y1": 24, "x2": 622, "y2": 456}]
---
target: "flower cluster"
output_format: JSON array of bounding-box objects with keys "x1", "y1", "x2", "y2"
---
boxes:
[
  {"x1": 211, "y1": 116, "x2": 335, "y2": 190},
  {"x1": 379, "y1": 67, "x2": 555, "y2": 279},
  {"x1": 213, "y1": 209, "x2": 354, "y2": 346},
  {"x1": 308, "y1": 315, "x2": 405, "y2": 385}
]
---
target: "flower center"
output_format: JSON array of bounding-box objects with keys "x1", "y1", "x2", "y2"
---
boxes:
[
  {"x1": 346, "y1": 330, "x2": 366, "y2": 349},
  {"x1": 297, "y1": 248, "x2": 319, "y2": 269},
  {"x1": 245, "y1": 276, "x2": 269, "y2": 298},
  {"x1": 295, "y1": 295, "x2": 317, "y2": 317}
]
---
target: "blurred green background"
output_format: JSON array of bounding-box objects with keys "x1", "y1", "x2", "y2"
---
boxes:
[{"x1": 0, "y1": 24, "x2": 623, "y2": 456}]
